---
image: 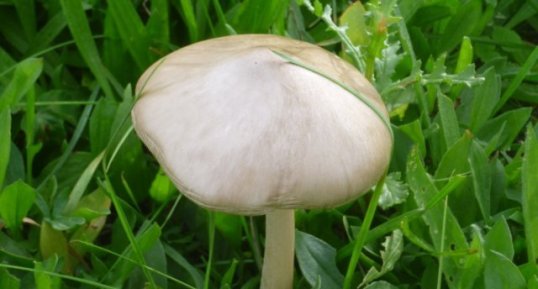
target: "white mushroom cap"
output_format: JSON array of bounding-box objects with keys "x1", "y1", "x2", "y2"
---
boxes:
[{"x1": 132, "y1": 34, "x2": 392, "y2": 215}]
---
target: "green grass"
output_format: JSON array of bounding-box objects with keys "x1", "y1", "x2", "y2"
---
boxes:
[{"x1": 0, "y1": 0, "x2": 537, "y2": 288}]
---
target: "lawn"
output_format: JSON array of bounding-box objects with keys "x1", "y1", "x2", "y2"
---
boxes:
[{"x1": 0, "y1": 0, "x2": 537, "y2": 288}]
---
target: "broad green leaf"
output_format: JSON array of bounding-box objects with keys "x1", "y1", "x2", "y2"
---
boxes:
[
  {"x1": 47, "y1": 215, "x2": 86, "y2": 231},
  {"x1": 399, "y1": 119, "x2": 426, "y2": 158},
  {"x1": 469, "y1": 68, "x2": 500, "y2": 132},
  {"x1": 437, "y1": 93, "x2": 460, "y2": 147},
  {"x1": 0, "y1": 268, "x2": 20, "y2": 289},
  {"x1": 491, "y1": 26, "x2": 528, "y2": 65},
  {"x1": 35, "y1": 256, "x2": 61, "y2": 289},
  {"x1": 360, "y1": 230, "x2": 403, "y2": 287},
  {"x1": 476, "y1": 108, "x2": 532, "y2": 151},
  {"x1": 296, "y1": 230, "x2": 344, "y2": 289},
  {"x1": 522, "y1": 125, "x2": 538, "y2": 263},
  {"x1": 364, "y1": 281, "x2": 399, "y2": 289},
  {"x1": 127, "y1": 239, "x2": 168, "y2": 289},
  {"x1": 468, "y1": 140, "x2": 491, "y2": 221},
  {"x1": 0, "y1": 57, "x2": 42, "y2": 111},
  {"x1": 61, "y1": 189, "x2": 108, "y2": 263},
  {"x1": 0, "y1": 180, "x2": 36, "y2": 231},
  {"x1": 5, "y1": 143, "x2": 25, "y2": 191},
  {"x1": 407, "y1": 148, "x2": 469, "y2": 286},
  {"x1": 484, "y1": 251, "x2": 526, "y2": 289},
  {"x1": 379, "y1": 172, "x2": 409, "y2": 210},
  {"x1": 70, "y1": 214, "x2": 108, "y2": 257},
  {"x1": 457, "y1": 229, "x2": 484, "y2": 289},
  {"x1": 71, "y1": 188, "x2": 111, "y2": 221},
  {"x1": 0, "y1": 231, "x2": 33, "y2": 261},
  {"x1": 59, "y1": 0, "x2": 113, "y2": 98},
  {"x1": 434, "y1": 0, "x2": 481, "y2": 54},
  {"x1": 485, "y1": 217, "x2": 513, "y2": 260},
  {"x1": 434, "y1": 132, "x2": 472, "y2": 183},
  {"x1": 39, "y1": 221, "x2": 68, "y2": 267}
]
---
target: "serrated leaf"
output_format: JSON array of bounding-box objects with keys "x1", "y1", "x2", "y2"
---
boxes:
[
  {"x1": 379, "y1": 172, "x2": 409, "y2": 210},
  {"x1": 296, "y1": 230, "x2": 344, "y2": 289},
  {"x1": 339, "y1": 2, "x2": 367, "y2": 46},
  {"x1": 375, "y1": 39, "x2": 404, "y2": 90},
  {"x1": 359, "y1": 230, "x2": 403, "y2": 287}
]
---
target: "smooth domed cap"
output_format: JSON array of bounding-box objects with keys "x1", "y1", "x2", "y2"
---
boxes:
[{"x1": 132, "y1": 34, "x2": 392, "y2": 215}]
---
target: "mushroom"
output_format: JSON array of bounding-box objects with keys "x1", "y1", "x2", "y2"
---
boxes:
[{"x1": 131, "y1": 34, "x2": 392, "y2": 289}]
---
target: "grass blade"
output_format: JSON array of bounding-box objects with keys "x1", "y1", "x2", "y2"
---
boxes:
[
  {"x1": 107, "y1": 0, "x2": 151, "y2": 70},
  {"x1": 343, "y1": 175, "x2": 386, "y2": 289},
  {"x1": 494, "y1": 46, "x2": 538, "y2": 113},
  {"x1": 0, "y1": 263, "x2": 116, "y2": 289},
  {"x1": 64, "y1": 152, "x2": 105, "y2": 213},
  {"x1": 100, "y1": 177, "x2": 157, "y2": 288},
  {"x1": 522, "y1": 125, "x2": 538, "y2": 263},
  {"x1": 59, "y1": 0, "x2": 113, "y2": 98}
]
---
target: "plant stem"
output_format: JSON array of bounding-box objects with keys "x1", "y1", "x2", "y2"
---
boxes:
[
  {"x1": 343, "y1": 175, "x2": 386, "y2": 289},
  {"x1": 261, "y1": 209, "x2": 295, "y2": 289},
  {"x1": 204, "y1": 211, "x2": 215, "y2": 289}
]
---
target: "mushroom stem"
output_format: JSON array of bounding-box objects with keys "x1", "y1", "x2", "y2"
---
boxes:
[{"x1": 261, "y1": 209, "x2": 295, "y2": 289}]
